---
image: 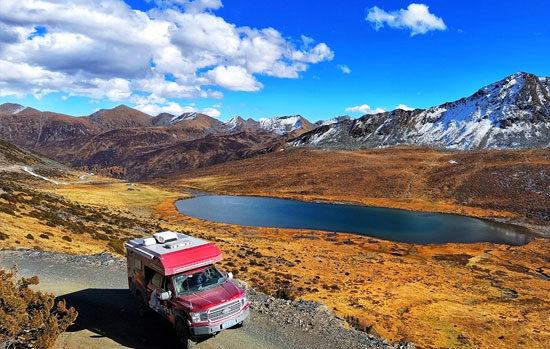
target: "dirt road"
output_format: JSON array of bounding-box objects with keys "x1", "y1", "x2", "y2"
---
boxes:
[{"x1": 0, "y1": 250, "x2": 405, "y2": 349}]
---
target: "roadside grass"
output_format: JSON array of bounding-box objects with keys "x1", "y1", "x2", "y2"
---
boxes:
[{"x1": 0, "y1": 267, "x2": 78, "y2": 348}]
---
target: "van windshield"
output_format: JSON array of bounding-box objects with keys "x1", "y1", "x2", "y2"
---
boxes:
[{"x1": 174, "y1": 266, "x2": 226, "y2": 295}]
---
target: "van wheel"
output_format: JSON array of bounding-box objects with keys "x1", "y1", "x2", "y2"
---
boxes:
[
  {"x1": 135, "y1": 293, "x2": 147, "y2": 318},
  {"x1": 175, "y1": 320, "x2": 194, "y2": 348}
]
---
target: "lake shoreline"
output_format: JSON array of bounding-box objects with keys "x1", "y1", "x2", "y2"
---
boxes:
[
  {"x1": 173, "y1": 192, "x2": 536, "y2": 245},
  {"x1": 174, "y1": 186, "x2": 548, "y2": 239}
]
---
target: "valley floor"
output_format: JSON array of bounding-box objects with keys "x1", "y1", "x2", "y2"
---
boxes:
[
  {"x1": 167, "y1": 147, "x2": 550, "y2": 235},
  {"x1": 1, "y1": 148, "x2": 550, "y2": 348}
]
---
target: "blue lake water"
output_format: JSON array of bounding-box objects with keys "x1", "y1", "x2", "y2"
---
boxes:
[{"x1": 175, "y1": 195, "x2": 534, "y2": 245}]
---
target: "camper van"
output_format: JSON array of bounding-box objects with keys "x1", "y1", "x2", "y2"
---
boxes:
[{"x1": 125, "y1": 231, "x2": 249, "y2": 347}]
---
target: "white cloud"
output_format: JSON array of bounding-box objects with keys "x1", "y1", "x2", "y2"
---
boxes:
[
  {"x1": 0, "y1": 0, "x2": 333, "y2": 103},
  {"x1": 395, "y1": 104, "x2": 414, "y2": 111},
  {"x1": 205, "y1": 66, "x2": 263, "y2": 92},
  {"x1": 345, "y1": 104, "x2": 386, "y2": 114},
  {"x1": 337, "y1": 64, "x2": 351, "y2": 74},
  {"x1": 201, "y1": 107, "x2": 221, "y2": 117},
  {"x1": 366, "y1": 3, "x2": 446, "y2": 36}
]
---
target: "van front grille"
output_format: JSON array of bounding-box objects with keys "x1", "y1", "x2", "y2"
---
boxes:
[{"x1": 207, "y1": 300, "x2": 241, "y2": 322}]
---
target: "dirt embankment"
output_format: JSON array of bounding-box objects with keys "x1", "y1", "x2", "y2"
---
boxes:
[{"x1": 0, "y1": 249, "x2": 412, "y2": 349}]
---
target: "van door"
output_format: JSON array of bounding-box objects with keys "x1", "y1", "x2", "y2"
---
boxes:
[
  {"x1": 147, "y1": 272, "x2": 170, "y2": 319},
  {"x1": 161, "y1": 276, "x2": 177, "y2": 325}
]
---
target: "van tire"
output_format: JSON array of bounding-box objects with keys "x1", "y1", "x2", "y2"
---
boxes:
[{"x1": 175, "y1": 319, "x2": 195, "y2": 348}]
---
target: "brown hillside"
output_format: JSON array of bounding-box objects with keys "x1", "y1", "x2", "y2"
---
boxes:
[
  {"x1": 38, "y1": 130, "x2": 278, "y2": 180},
  {"x1": 0, "y1": 110, "x2": 97, "y2": 148},
  {"x1": 86, "y1": 105, "x2": 152, "y2": 129}
]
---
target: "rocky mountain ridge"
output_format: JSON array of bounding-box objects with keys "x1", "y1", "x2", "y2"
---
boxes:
[
  {"x1": 1, "y1": 72, "x2": 549, "y2": 179},
  {"x1": 291, "y1": 72, "x2": 550, "y2": 150},
  {"x1": 0, "y1": 104, "x2": 314, "y2": 179}
]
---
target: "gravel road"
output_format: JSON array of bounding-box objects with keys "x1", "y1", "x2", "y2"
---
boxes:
[{"x1": 0, "y1": 249, "x2": 413, "y2": 349}]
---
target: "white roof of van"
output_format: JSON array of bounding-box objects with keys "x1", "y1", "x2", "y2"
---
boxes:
[{"x1": 125, "y1": 231, "x2": 210, "y2": 258}]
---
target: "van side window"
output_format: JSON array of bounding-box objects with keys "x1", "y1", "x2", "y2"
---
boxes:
[
  {"x1": 151, "y1": 273, "x2": 164, "y2": 289},
  {"x1": 134, "y1": 258, "x2": 142, "y2": 271}
]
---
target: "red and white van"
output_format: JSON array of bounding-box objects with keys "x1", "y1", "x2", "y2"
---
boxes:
[{"x1": 125, "y1": 231, "x2": 249, "y2": 347}]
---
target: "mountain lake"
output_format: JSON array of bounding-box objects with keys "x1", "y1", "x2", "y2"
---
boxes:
[{"x1": 175, "y1": 194, "x2": 534, "y2": 245}]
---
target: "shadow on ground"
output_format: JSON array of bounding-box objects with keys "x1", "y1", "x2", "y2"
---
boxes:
[{"x1": 56, "y1": 288, "x2": 180, "y2": 348}]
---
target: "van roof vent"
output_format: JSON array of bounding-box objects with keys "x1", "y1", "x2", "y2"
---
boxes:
[
  {"x1": 154, "y1": 231, "x2": 178, "y2": 244},
  {"x1": 142, "y1": 237, "x2": 156, "y2": 246},
  {"x1": 164, "y1": 239, "x2": 192, "y2": 249}
]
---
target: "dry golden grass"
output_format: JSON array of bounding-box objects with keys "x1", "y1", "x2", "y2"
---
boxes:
[
  {"x1": 0, "y1": 171, "x2": 185, "y2": 255},
  {"x1": 2, "y1": 147, "x2": 550, "y2": 348},
  {"x1": 153, "y1": 198, "x2": 550, "y2": 348},
  {"x1": 46, "y1": 183, "x2": 187, "y2": 215}
]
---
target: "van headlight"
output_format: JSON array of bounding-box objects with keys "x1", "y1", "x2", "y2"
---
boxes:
[
  {"x1": 190, "y1": 311, "x2": 208, "y2": 323},
  {"x1": 240, "y1": 295, "x2": 247, "y2": 308}
]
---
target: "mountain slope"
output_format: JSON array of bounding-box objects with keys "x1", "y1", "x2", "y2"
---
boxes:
[
  {"x1": 38, "y1": 129, "x2": 278, "y2": 180},
  {"x1": 0, "y1": 109, "x2": 97, "y2": 148},
  {"x1": 225, "y1": 116, "x2": 261, "y2": 132},
  {"x1": 291, "y1": 72, "x2": 550, "y2": 150},
  {"x1": 87, "y1": 105, "x2": 152, "y2": 129},
  {"x1": 259, "y1": 115, "x2": 315, "y2": 137},
  {"x1": 0, "y1": 103, "x2": 28, "y2": 114}
]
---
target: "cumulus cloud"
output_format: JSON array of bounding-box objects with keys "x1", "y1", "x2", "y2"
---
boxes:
[
  {"x1": 337, "y1": 64, "x2": 351, "y2": 74},
  {"x1": 0, "y1": 0, "x2": 333, "y2": 103},
  {"x1": 201, "y1": 107, "x2": 221, "y2": 117},
  {"x1": 366, "y1": 3, "x2": 446, "y2": 36},
  {"x1": 345, "y1": 104, "x2": 386, "y2": 114},
  {"x1": 205, "y1": 66, "x2": 263, "y2": 91},
  {"x1": 395, "y1": 104, "x2": 414, "y2": 111}
]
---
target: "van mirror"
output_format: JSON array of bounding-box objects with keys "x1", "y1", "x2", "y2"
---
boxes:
[
  {"x1": 159, "y1": 291, "x2": 172, "y2": 300},
  {"x1": 225, "y1": 272, "x2": 233, "y2": 280}
]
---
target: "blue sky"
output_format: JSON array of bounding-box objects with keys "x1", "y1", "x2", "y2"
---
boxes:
[{"x1": 1, "y1": 0, "x2": 549, "y2": 121}]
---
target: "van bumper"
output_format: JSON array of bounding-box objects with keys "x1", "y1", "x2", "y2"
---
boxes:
[{"x1": 191, "y1": 307, "x2": 249, "y2": 336}]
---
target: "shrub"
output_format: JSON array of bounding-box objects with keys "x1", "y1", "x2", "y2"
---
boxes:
[
  {"x1": 39, "y1": 234, "x2": 50, "y2": 239},
  {"x1": 26, "y1": 234, "x2": 34, "y2": 240},
  {"x1": 0, "y1": 232, "x2": 8, "y2": 240},
  {"x1": 275, "y1": 288, "x2": 293, "y2": 300},
  {"x1": 62, "y1": 236, "x2": 72, "y2": 242},
  {"x1": 0, "y1": 267, "x2": 78, "y2": 348}
]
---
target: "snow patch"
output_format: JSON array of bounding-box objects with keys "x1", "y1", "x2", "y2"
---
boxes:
[
  {"x1": 170, "y1": 112, "x2": 197, "y2": 124},
  {"x1": 260, "y1": 116, "x2": 302, "y2": 135}
]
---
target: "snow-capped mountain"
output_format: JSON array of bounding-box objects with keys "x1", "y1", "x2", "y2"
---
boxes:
[
  {"x1": 153, "y1": 112, "x2": 197, "y2": 126},
  {"x1": 290, "y1": 72, "x2": 550, "y2": 150},
  {"x1": 169, "y1": 112, "x2": 197, "y2": 124},
  {"x1": 225, "y1": 116, "x2": 260, "y2": 132},
  {"x1": 315, "y1": 115, "x2": 354, "y2": 127},
  {"x1": 258, "y1": 115, "x2": 315, "y2": 136}
]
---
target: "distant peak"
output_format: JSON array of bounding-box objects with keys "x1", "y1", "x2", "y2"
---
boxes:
[
  {"x1": 113, "y1": 104, "x2": 132, "y2": 110},
  {"x1": 155, "y1": 112, "x2": 174, "y2": 118},
  {"x1": 0, "y1": 103, "x2": 27, "y2": 114}
]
